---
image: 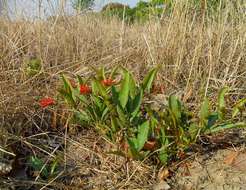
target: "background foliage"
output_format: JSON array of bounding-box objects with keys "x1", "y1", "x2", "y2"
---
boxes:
[
  {"x1": 73, "y1": 0, "x2": 94, "y2": 11},
  {"x1": 100, "y1": 0, "x2": 246, "y2": 23}
]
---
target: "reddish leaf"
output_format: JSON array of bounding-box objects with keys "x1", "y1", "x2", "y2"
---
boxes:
[{"x1": 144, "y1": 140, "x2": 157, "y2": 151}]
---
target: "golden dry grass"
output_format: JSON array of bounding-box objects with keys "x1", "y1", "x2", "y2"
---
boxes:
[
  {"x1": 0, "y1": 6, "x2": 245, "y2": 118},
  {"x1": 0, "y1": 1, "x2": 246, "y2": 189}
]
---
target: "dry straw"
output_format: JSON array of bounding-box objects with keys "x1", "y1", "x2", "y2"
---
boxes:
[{"x1": 0, "y1": 0, "x2": 245, "y2": 188}]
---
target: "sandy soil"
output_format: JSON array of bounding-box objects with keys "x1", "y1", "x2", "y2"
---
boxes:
[
  {"x1": 171, "y1": 148, "x2": 246, "y2": 190},
  {"x1": 1, "y1": 130, "x2": 246, "y2": 190}
]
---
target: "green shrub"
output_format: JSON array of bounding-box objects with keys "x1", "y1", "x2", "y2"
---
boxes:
[
  {"x1": 48, "y1": 67, "x2": 246, "y2": 165},
  {"x1": 101, "y1": 0, "x2": 245, "y2": 24},
  {"x1": 101, "y1": 3, "x2": 134, "y2": 23},
  {"x1": 101, "y1": 1, "x2": 165, "y2": 23}
]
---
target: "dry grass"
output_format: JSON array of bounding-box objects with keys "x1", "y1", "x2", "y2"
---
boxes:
[{"x1": 0, "y1": 1, "x2": 246, "y2": 189}]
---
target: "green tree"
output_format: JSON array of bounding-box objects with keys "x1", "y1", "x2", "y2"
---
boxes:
[
  {"x1": 72, "y1": 0, "x2": 94, "y2": 11},
  {"x1": 101, "y1": 3, "x2": 135, "y2": 23}
]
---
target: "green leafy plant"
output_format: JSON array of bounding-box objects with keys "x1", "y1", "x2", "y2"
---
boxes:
[
  {"x1": 56, "y1": 67, "x2": 246, "y2": 166},
  {"x1": 200, "y1": 87, "x2": 246, "y2": 134},
  {"x1": 29, "y1": 156, "x2": 59, "y2": 179}
]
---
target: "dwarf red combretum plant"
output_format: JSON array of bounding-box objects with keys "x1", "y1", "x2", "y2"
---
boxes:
[
  {"x1": 55, "y1": 66, "x2": 246, "y2": 166},
  {"x1": 39, "y1": 97, "x2": 55, "y2": 108}
]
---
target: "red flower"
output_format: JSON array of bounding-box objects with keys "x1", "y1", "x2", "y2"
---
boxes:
[
  {"x1": 39, "y1": 97, "x2": 55, "y2": 108},
  {"x1": 101, "y1": 78, "x2": 115, "y2": 86},
  {"x1": 80, "y1": 84, "x2": 91, "y2": 94}
]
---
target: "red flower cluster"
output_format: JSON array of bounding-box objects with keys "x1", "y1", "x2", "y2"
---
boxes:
[
  {"x1": 101, "y1": 78, "x2": 115, "y2": 86},
  {"x1": 39, "y1": 97, "x2": 55, "y2": 108},
  {"x1": 80, "y1": 84, "x2": 91, "y2": 94}
]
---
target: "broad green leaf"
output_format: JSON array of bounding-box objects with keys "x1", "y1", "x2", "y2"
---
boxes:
[
  {"x1": 218, "y1": 87, "x2": 229, "y2": 120},
  {"x1": 200, "y1": 98, "x2": 210, "y2": 120},
  {"x1": 91, "y1": 80, "x2": 99, "y2": 95},
  {"x1": 168, "y1": 95, "x2": 182, "y2": 121},
  {"x1": 188, "y1": 123, "x2": 199, "y2": 141},
  {"x1": 232, "y1": 98, "x2": 246, "y2": 118},
  {"x1": 61, "y1": 75, "x2": 76, "y2": 106},
  {"x1": 127, "y1": 138, "x2": 140, "y2": 159},
  {"x1": 61, "y1": 75, "x2": 73, "y2": 94},
  {"x1": 200, "y1": 98, "x2": 210, "y2": 127},
  {"x1": 160, "y1": 128, "x2": 169, "y2": 145},
  {"x1": 136, "y1": 121, "x2": 150, "y2": 151},
  {"x1": 93, "y1": 79, "x2": 108, "y2": 98},
  {"x1": 74, "y1": 110, "x2": 91, "y2": 123},
  {"x1": 142, "y1": 67, "x2": 158, "y2": 93},
  {"x1": 111, "y1": 117, "x2": 119, "y2": 133},
  {"x1": 208, "y1": 122, "x2": 246, "y2": 134},
  {"x1": 59, "y1": 89, "x2": 76, "y2": 107},
  {"x1": 207, "y1": 112, "x2": 218, "y2": 128},
  {"x1": 159, "y1": 128, "x2": 169, "y2": 165},
  {"x1": 111, "y1": 85, "x2": 119, "y2": 104},
  {"x1": 126, "y1": 95, "x2": 133, "y2": 113},
  {"x1": 119, "y1": 71, "x2": 130, "y2": 108},
  {"x1": 29, "y1": 156, "x2": 49, "y2": 178},
  {"x1": 150, "y1": 115, "x2": 158, "y2": 134},
  {"x1": 117, "y1": 105, "x2": 127, "y2": 125},
  {"x1": 159, "y1": 147, "x2": 168, "y2": 165},
  {"x1": 131, "y1": 90, "x2": 143, "y2": 118},
  {"x1": 129, "y1": 73, "x2": 137, "y2": 98},
  {"x1": 115, "y1": 117, "x2": 125, "y2": 129}
]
